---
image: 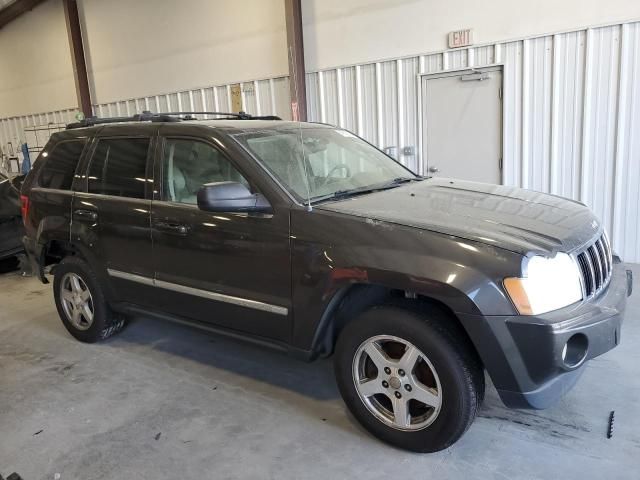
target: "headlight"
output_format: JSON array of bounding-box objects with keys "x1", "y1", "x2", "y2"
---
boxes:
[{"x1": 504, "y1": 253, "x2": 583, "y2": 315}]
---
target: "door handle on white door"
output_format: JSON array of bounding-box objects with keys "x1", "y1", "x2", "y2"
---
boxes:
[{"x1": 428, "y1": 166, "x2": 439, "y2": 173}]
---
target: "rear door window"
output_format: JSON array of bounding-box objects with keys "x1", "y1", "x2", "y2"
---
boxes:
[
  {"x1": 38, "y1": 140, "x2": 86, "y2": 190},
  {"x1": 87, "y1": 138, "x2": 151, "y2": 199}
]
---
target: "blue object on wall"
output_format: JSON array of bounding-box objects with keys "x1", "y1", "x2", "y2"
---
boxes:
[{"x1": 21, "y1": 143, "x2": 31, "y2": 174}]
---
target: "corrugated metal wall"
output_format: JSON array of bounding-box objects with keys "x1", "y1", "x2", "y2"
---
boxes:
[
  {"x1": 306, "y1": 21, "x2": 640, "y2": 262},
  {"x1": 90, "y1": 76, "x2": 292, "y2": 121},
  {"x1": 0, "y1": 76, "x2": 291, "y2": 162},
  {"x1": 1, "y1": 21, "x2": 639, "y2": 262}
]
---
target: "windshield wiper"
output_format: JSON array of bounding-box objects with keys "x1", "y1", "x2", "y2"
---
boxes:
[
  {"x1": 384, "y1": 176, "x2": 420, "y2": 187},
  {"x1": 309, "y1": 187, "x2": 380, "y2": 204},
  {"x1": 309, "y1": 177, "x2": 421, "y2": 205}
]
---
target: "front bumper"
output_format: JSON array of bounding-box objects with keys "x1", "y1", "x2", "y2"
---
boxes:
[{"x1": 458, "y1": 259, "x2": 631, "y2": 409}]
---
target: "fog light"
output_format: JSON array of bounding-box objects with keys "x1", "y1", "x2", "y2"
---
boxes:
[{"x1": 562, "y1": 333, "x2": 588, "y2": 368}]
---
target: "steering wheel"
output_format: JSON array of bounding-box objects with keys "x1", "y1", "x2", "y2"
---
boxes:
[{"x1": 320, "y1": 164, "x2": 352, "y2": 187}]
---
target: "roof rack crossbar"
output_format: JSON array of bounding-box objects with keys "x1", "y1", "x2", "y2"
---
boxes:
[
  {"x1": 66, "y1": 110, "x2": 282, "y2": 129},
  {"x1": 162, "y1": 111, "x2": 282, "y2": 120}
]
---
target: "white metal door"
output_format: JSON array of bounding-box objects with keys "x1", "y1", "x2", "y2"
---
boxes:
[{"x1": 421, "y1": 68, "x2": 502, "y2": 184}]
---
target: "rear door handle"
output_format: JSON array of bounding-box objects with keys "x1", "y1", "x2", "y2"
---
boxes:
[
  {"x1": 74, "y1": 209, "x2": 98, "y2": 221},
  {"x1": 155, "y1": 221, "x2": 189, "y2": 235}
]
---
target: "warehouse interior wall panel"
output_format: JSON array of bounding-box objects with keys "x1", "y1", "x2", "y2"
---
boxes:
[
  {"x1": 305, "y1": 21, "x2": 640, "y2": 262},
  {"x1": 0, "y1": 77, "x2": 291, "y2": 164},
  {"x1": 302, "y1": 0, "x2": 640, "y2": 71},
  {"x1": 1, "y1": 19, "x2": 638, "y2": 261},
  {"x1": 78, "y1": 0, "x2": 289, "y2": 105},
  {"x1": 613, "y1": 22, "x2": 640, "y2": 263},
  {"x1": 0, "y1": 0, "x2": 77, "y2": 118}
]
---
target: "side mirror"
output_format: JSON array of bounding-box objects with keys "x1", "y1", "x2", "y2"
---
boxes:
[{"x1": 197, "y1": 181, "x2": 272, "y2": 213}]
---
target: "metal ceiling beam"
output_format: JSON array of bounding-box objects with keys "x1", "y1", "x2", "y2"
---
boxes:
[
  {"x1": 62, "y1": 0, "x2": 92, "y2": 118},
  {"x1": 284, "y1": 0, "x2": 307, "y2": 121},
  {"x1": 0, "y1": 0, "x2": 46, "y2": 30}
]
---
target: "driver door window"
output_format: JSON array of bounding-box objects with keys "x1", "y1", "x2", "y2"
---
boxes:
[{"x1": 162, "y1": 138, "x2": 249, "y2": 204}]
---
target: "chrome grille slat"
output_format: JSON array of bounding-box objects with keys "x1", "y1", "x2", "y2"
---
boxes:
[
  {"x1": 589, "y1": 245, "x2": 603, "y2": 289},
  {"x1": 603, "y1": 233, "x2": 613, "y2": 274},
  {"x1": 575, "y1": 232, "x2": 613, "y2": 299},
  {"x1": 583, "y1": 249, "x2": 598, "y2": 294},
  {"x1": 595, "y1": 238, "x2": 607, "y2": 276}
]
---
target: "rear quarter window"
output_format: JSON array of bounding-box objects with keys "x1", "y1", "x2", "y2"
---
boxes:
[{"x1": 38, "y1": 140, "x2": 86, "y2": 190}]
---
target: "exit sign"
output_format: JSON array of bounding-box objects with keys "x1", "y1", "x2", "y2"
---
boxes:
[{"x1": 448, "y1": 29, "x2": 474, "y2": 48}]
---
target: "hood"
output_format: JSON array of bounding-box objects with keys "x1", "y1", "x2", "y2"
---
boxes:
[{"x1": 317, "y1": 178, "x2": 601, "y2": 256}]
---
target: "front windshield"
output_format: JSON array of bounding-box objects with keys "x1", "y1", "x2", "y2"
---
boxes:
[{"x1": 232, "y1": 126, "x2": 417, "y2": 203}]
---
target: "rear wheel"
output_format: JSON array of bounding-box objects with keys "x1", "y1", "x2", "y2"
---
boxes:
[
  {"x1": 53, "y1": 256, "x2": 124, "y2": 342},
  {"x1": 334, "y1": 304, "x2": 484, "y2": 452}
]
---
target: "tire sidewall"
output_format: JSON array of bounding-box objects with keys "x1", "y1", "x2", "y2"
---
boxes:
[
  {"x1": 53, "y1": 257, "x2": 110, "y2": 343},
  {"x1": 334, "y1": 305, "x2": 479, "y2": 452}
]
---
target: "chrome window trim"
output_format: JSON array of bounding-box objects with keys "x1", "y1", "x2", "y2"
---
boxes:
[
  {"x1": 107, "y1": 268, "x2": 288, "y2": 316},
  {"x1": 73, "y1": 192, "x2": 152, "y2": 204}
]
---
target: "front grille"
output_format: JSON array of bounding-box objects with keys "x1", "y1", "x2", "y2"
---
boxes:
[{"x1": 576, "y1": 232, "x2": 613, "y2": 298}]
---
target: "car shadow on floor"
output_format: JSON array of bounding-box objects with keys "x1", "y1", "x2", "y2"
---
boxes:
[{"x1": 104, "y1": 313, "x2": 342, "y2": 402}]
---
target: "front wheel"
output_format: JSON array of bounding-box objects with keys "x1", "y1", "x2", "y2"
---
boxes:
[{"x1": 334, "y1": 304, "x2": 484, "y2": 452}]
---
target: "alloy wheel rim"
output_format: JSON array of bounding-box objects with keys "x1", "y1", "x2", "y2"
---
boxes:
[
  {"x1": 352, "y1": 335, "x2": 442, "y2": 431},
  {"x1": 60, "y1": 272, "x2": 94, "y2": 331}
]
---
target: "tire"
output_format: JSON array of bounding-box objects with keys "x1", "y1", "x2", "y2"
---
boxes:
[
  {"x1": 334, "y1": 303, "x2": 484, "y2": 452},
  {"x1": 53, "y1": 256, "x2": 125, "y2": 343}
]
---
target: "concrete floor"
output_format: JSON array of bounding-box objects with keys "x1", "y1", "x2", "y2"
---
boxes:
[{"x1": 0, "y1": 263, "x2": 638, "y2": 480}]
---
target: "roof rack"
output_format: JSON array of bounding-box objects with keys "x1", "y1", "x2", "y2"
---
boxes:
[{"x1": 66, "y1": 110, "x2": 282, "y2": 129}]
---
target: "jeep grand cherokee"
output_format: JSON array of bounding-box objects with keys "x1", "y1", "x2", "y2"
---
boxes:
[{"x1": 21, "y1": 111, "x2": 632, "y2": 452}]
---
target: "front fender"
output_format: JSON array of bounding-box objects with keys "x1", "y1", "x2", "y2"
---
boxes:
[{"x1": 290, "y1": 208, "x2": 524, "y2": 352}]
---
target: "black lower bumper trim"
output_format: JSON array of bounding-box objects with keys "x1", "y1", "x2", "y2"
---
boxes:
[{"x1": 497, "y1": 367, "x2": 585, "y2": 409}]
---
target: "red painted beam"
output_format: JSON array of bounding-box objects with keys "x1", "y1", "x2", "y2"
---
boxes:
[
  {"x1": 63, "y1": 0, "x2": 92, "y2": 118},
  {"x1": 284, "y1": 0, "x2": 307, "y2": 121}
]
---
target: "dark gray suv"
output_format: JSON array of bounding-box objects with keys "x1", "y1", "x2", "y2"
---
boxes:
[{"x1": 21, "y1": 112, "x2": 632, "y2": 452}]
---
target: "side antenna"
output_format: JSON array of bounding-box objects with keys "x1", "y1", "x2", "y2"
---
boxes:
[{"x1": 289, "y1": 45, "x2": 312, "y2": 212}]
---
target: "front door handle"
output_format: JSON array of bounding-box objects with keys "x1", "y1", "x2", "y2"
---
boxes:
[
  {"x1": 428, "y1": 166, "x2": 439, "y2": 174},
  {"x1": 74, "y1": 209, "x2": 98, "y2": 221},
  {"x1": 155, "y1": 221, "x2": 189, "y2": 235}
]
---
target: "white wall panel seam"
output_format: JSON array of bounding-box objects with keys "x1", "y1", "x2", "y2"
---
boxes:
[
  {"x1": 269, "y1": 79, "x2": 276, "y2": 115},
  {"x1": 522, "y1": 38, "x2": 530, "y2": 188},
  {"x1": 336, "y1": 68, "x2": 345, "y2": 127},
  {"x1": 580, "y1": 28, "x2": 594, "y2": 204},
  {"x1": 355, "y1": 65, "x2": 364, "y2": 136},
  {"x1": 613, "y1": 23, "x2": 630, "y2": 256},
  {"x1": 550, "y1": 34, "x2": 561, "y2": 194},
  {"x1": 397, "y1": 59, "x2": 404, "y2": 157},
  {"x1": 375, "y1": 63, "x2": 383, "y2": 147},
  {"x1": 318, "y1": 71, "x2": 326, "y2": 123}
]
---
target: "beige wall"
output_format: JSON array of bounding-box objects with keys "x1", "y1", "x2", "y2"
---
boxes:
[
  {"x1": 0, "y1": 0, "x2": 288, "y2": 116},
  {"x1": 2, "y1": 0, "x2": 640, "y2": 117},
  {"x1": 79, "y1": 0, "x2": 288, "y2": 104},
  {"x1": 302, "y1": 0, "x2": 640, "y2": 71},
  {"x1": 0, "y1": 0, "x2": 76, "y2": 118}
]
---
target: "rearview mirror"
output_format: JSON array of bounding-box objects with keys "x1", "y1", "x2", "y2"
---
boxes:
[{"x1": 197, "y1": 181, "x2": 272, "y2": 213}]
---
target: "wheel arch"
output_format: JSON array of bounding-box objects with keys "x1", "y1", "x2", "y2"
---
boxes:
[
  {"x1": 309, "y1": 281, "x2": 484, "y2": 370},
  {"x1": 37, "y1": 238, "x2": 117, "y2": 304}
]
